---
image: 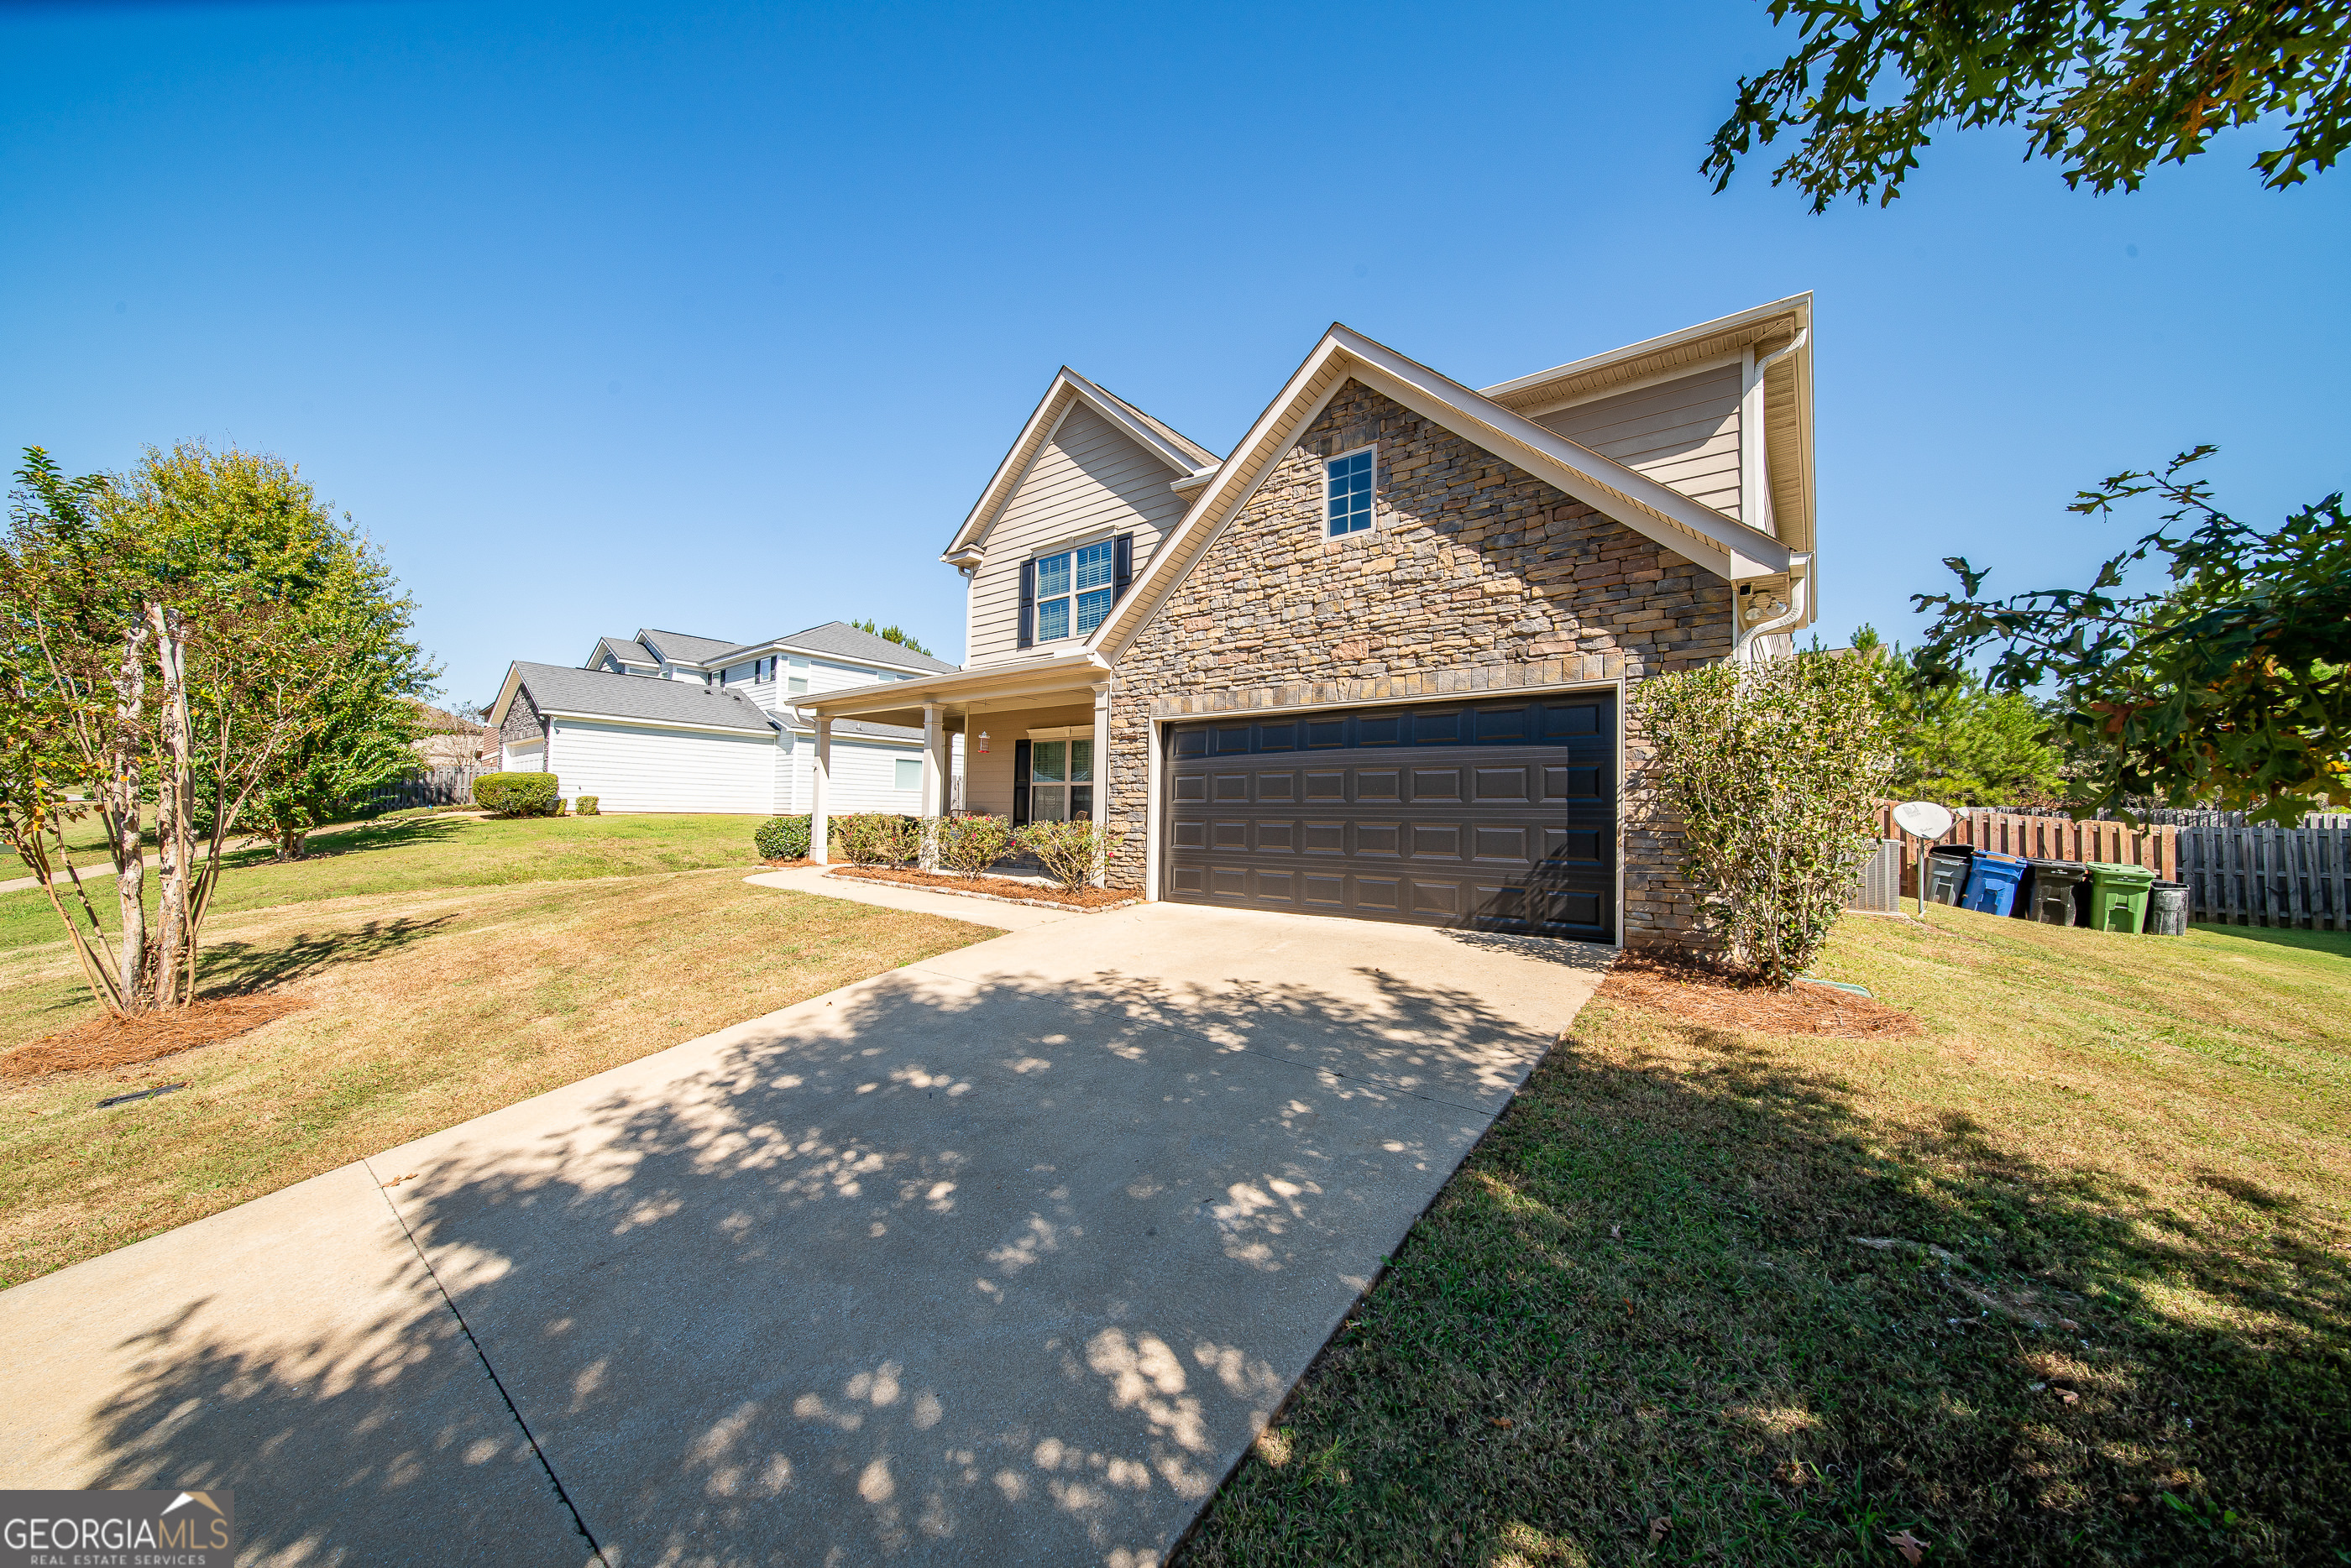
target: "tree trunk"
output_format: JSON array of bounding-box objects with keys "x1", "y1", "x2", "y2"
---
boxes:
[
  {"x1": 149, "y1": 604, "x2": 196, "y2": 1008},
  {"x1": 111, "y1": 617, "x2": 151, "y2": 1012}
]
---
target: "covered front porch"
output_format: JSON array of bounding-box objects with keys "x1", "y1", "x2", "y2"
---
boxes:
[{"x1": 798, "y1": 651, "x2": 1115, "y2": 870}]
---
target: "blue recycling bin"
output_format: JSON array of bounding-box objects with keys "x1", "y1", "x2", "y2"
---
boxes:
[{"x1": 1961, "y1": 851, "x2": 2029, "y2": 916}]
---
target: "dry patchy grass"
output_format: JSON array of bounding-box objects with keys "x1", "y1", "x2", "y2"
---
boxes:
[
  {"x1": 1181, "y1": 907, "x2": 2351, "y2": 1567},
  {"x1": 0, "y1": 870, "x2": 987, "y2": 1285}
]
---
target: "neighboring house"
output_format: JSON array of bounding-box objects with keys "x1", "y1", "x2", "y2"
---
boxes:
[
  {"x1": 804, "y1": 300, "x2": 1818, "y2": 949},
  {"x1": 486, "y1": 622, "x2": 961, "y2": 815},
  {"x1": 411, "y1": 703, "x2": 488, "y2": 769}
]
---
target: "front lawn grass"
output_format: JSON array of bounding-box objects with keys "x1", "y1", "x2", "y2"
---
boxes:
[
  {"x1": 0, "y1": 813, "x2": 768, "y2": 952},
  {"x1": 1181, "y1": 907, "x2": 2351, "y2": 1567},
  {"x1": 0, "y1": 823, "x2": 988, "y2": 1285}
]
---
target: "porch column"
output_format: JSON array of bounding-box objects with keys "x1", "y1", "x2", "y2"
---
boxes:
[
  {"x1": 920, "y1": 702, "x2": 945, "y2": 870},
  {"x1": 810, "y1": 717, "x2": 831, "y2": 865},
  {"x1": 1090, "y1": 679, "x2": 1113, "y2": 886}
]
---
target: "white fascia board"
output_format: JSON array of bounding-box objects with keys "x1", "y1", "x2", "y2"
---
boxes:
[
  {"x1": 1337, "y1": 327, "x2": 1790, "y2": 578},
  {"x1": 1091, "y1": 334, "x2": 1354, "y2": 657},
  {"x1": 940, "y1": 369, "x2": 1213, "y2": 563},
  {"x1": 802, "y1": 651, "x2": 1106, "y2": 713},
  {"x1": 1093, "y1": 328, "x2": 1790, "y2": 661},
  {"x1": 486, "y1": 663, "x2": 526, "y2": 732},
  {"x1": 540, "y1": 709, "x2": 778, "y2": 740},
  {"x1": 1478, "y1": 293, "x2": 1814, "y2": 402}
]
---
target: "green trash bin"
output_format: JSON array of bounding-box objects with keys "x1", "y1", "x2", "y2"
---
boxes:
[{"x1": 2084, "y1": 862, "x2": 2157, "y2": 933}]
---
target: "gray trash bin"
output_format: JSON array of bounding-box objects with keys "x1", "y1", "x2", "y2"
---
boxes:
[
  {"x1": 1926, "y1": 845, "x2": 1973, "y2": 906},
  {"x1": 2147, "y1": 879, "x2": 2189, "y2": 937},
  {"x1": 2025, "y1": 860, "x2": 2086, "y2": 925}
]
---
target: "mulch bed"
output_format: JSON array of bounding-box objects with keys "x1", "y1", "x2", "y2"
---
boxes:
[
  {"x1": 0, "y1": 993, "x2": 308, "y2": 1079},
  {"x1": 762, "y1": 858, "x2": 817, "y2": 869},
  {"x1": 825, "y1": 865, "x2": 1141, "y2": 911},
  {"x1": 1597, "y1": 951, "x2": 1919, "y2": 1039}
]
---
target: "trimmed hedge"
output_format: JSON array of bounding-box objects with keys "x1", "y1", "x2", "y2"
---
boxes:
[
  {"x1": 575, "y1": 795, "x2": 600, "y2": 816},
  {"x1": 472, "y1": 771, "x2": 560, "y2": 817},
  {"x1": 754, "y1": 814, "x2": 812, "y2": 860}
]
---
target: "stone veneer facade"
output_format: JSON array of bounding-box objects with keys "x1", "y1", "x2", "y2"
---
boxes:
[{"x1": 1102, "y1": 379, "x2": 1735, "y2": 947}]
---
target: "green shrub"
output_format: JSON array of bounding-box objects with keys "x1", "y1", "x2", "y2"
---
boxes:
[
  {"x1": 833, "y1": 813, "x2": 921, "y2": 866},
  {"x1": 1016, "y1": 818, "x2": 1129, "y2": 894},
  {"x1": 1633, "y1": 651, "x2": 1892, "y2": 985},
  {"x1": 471, "y1": 771, "x2": 560, "y2": 817},
  {"x1": 935, "y1": 813, "x2": 1016, "y2": 878},
  {"x1": 574, "y1": 795, "x2": 600, "y2": 816},
  {"x1": 754, "y1": 814, "x2": 812, "y2": 860}
]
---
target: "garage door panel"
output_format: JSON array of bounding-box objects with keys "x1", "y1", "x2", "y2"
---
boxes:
[{"x1": 1165, "y1": 693, "x2": 1615, "y2": 942}]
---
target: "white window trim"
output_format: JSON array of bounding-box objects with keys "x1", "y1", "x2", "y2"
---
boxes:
[
  {"x1": 1029, "y1": 535, "x2": 1120, "y2": 645},
  {"x1": 1024, "y1": 725, "x2": 1092, "y2": 740},
  {"x1": 1322, "y1": 443, "x2": 1380, "y2": 541}
]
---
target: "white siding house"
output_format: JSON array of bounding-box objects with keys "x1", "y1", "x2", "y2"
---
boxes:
[{"x1": 489, "y1": 621, "x2": 963, "y2": 817}]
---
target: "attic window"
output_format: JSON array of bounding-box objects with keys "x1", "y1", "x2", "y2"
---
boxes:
[{"x1": 1326, "y1": 447, "x2": 1374, "y2": 536}]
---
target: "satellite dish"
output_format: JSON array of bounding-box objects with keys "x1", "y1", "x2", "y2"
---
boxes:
[{"x1": 1892, "y1": 800, "x2": 1955, "y2": 839}]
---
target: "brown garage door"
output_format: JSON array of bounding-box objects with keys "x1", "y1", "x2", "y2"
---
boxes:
[{"x1": 1164, "y1": 692, "x2": 1615, "y2": 942}]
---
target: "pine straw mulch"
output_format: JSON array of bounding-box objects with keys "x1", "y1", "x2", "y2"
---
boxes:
[
  {"x1": 825, "y1": 865, "x2": 1142, "y2": 910},
  {"x1": 0, "y1": 993, "x2": 308, "y2": 1079},
  {"x1": 1597, "y1": 951, "x2": 1919, "y2": 1039}
]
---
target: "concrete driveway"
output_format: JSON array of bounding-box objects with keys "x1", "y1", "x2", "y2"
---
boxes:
[{"x1": 1, "y1": 877, "x2": 1608, "y2": 1566}]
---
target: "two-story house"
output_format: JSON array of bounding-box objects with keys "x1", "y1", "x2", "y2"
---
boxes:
[
  {"x1": 484, "y1": 621, "x2": 961, "y2": 817},
  {"x1": 800, "y1": 298, "x2": 1817, "y2": 949}
]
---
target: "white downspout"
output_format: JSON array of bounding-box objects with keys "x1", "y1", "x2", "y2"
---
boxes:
[{"x1": 1733, "y1": 572, "x2": 1809, "y2": 662}]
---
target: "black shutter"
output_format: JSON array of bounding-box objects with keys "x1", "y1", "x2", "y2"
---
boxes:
[
  {"x1": 1018, "y1": 559, "x2": 1036, "y2": 649},
  {"x1": 1012, "y1": 739, "x2": 1032, "y2": 826},
  {"x1": 1113, "y1": 532, "x2": 1134, "y2": 602}
]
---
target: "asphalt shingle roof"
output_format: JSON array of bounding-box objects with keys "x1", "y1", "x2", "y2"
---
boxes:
[
  {"x1": 635, "y1": 628, "x2": 742, "y2": 665},
  {"x1": 595, "y1": 637, "x2": 657, "y2": 666},
  {"x1": 513, "y1": 662, "x2": 773, "y2": 732},
  {"x1": 710, "y1": 619, "x2": 960, "y2": 673}
]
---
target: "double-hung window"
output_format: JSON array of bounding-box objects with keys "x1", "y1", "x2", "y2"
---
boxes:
[
  {"x1": 1034, "y1": 540, "x2": 1116, "y2": 641},
  {"x1": 1326, "y1": 447, "x2": 1374, "y2": 536},
  {"x1": 1026, "y1": 738, "x2": 1092, "y2": 821}
]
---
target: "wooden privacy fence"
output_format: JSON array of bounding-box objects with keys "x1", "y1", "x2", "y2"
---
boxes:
[
  {"x1": 2173, "y1": 818, "x2": 2351, "y2": 929},
  {"x1": 1868, "y1": 802, "x2": 2178, "y2": 901},
  {"x1": 1868, "y1": 802, "x2": 2351, "y2": 929},
  {"x1": 352, "y1": 766, "x2": 495, "y2": 816}
]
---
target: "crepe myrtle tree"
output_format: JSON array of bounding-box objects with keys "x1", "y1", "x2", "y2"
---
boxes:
[
  {"x1": 2, "y1": 442, "x2": 416, "y2": 1015},
  {"x1": 1636, "y1": 651, "x2": 1893, "y2": 986}
]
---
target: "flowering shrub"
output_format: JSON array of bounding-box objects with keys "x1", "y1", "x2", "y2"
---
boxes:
[
  {"x1": 1016, "y1": 818, "x2": 1128, "y2": 894},
  {"x1": 935, "y1": 814, "x2": 1017, "y2": 878}
]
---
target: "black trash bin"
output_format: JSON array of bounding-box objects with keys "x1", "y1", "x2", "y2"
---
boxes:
[
  {"x1": 2147, "y1": 879, "x2": 2189, "y2": 937},
  {"x1": 1926, "y1": 844, "x2": 1974, "y2": 907},
  {"x1": 2025, "y1": 859, "x2": 2086, "y2": 925}
]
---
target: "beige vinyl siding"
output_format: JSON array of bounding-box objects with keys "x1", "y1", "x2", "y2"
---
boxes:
[
  {"x1": 1531, "y1": 363, "x2": 1745, "y2": 522},
  {"x1": 956, "y1": 703, "x2": 1094, "y2": 817},
  {"x1": 966, "y1": 400, "x2": 1191, "y2": 666}
]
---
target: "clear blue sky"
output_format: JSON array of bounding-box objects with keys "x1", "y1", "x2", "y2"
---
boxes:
[{"x1": 6, "y1": 0, "x2": 2344, "y2": 707}]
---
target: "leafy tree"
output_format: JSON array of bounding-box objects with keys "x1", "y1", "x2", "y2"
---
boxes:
[
  {"x1": 1848, "y1": 624, "x2": 2066, "y2": 806},
  {"x1": 1635, "y1": 651, "x2": 1892, "y2": 986},
  {"x1": 1706, "y1": 0, "x2": 2351, "y2": 210},
  {"x1": 1914, "y1": 447, "x2": 2351, "y2": 823},
  {"x1": 2, "y1": 442, "x2": 411, "y2": 1013},
  {"x1": 850, "y1": 617, "x2": 934, "y2": 657}
]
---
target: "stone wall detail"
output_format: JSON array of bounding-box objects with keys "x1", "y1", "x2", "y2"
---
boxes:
[{"x1": 1102, "y1": 379, "x2": 1734, "y2": 944}]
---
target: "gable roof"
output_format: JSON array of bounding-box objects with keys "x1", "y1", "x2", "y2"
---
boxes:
[
  {"x1": 706, "y1": 619, "x2": 961, "y2": 673},
  {"x1": 1479, "y1": 293, "x2": 1814, "y2": 558},
  {"x1": 1089, "y1": 320, "x2": 1805, "y2": 661},
  {"x1": 590, "y1": 636, "x2": 659, "y2": 670},
  {"x1": 500, "y1": 661, "x2": 775, "y2": 733},
  {"x1": 635, "y1": 628, "x2": 740, "y2": 666},
  {"x1": 941, "y1": 368, "x2": 1223, "y2": 561}
]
